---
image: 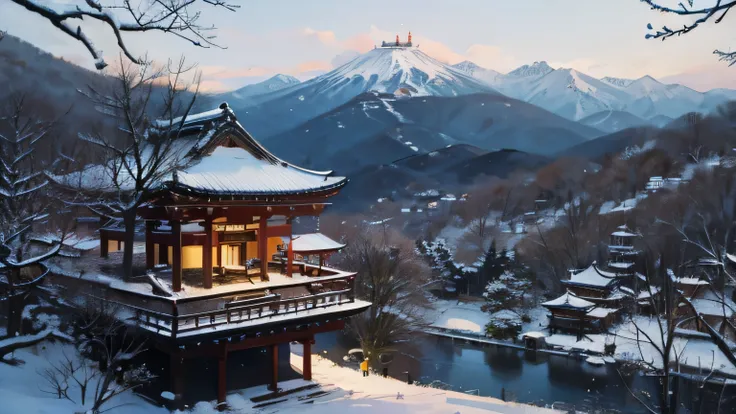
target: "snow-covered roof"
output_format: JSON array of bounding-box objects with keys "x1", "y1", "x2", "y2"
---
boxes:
[
  {"x1": 522, "y1": 331, "x2": 546, "y2": 339},
  {"x1": 586, "y1": 307, "x2": 619, "y2": 318},
  {"x1": 691, "y1": 290, "x2": 735, "y2": 317},
  {"x1": 542, "y1": 292, "x2": 595, "y2": 309},
  {"x1": 637, "y1": 286, "x2": 661, "y2": 300},
  {"x1": 674, "y1": 277, "x2": 709, "y2": 286},
  {"x1": 612, "y1": 231, "x2": 637, "y2": 237},
  {"x1": 291, "y1": 233, "x2": 346, "y2": 253},
  {"x1": 175, "y1": 146, "x2": 345, "y2": 195},
  {"x1": 608, "y1": 261, "x2": 633, "y2": 269},
  {"x1": 51, "y1": 104, "x2": 347, "y2": 199},
  {"x1": 564, "y1": 264, "x2": 618, "y2": 288}
]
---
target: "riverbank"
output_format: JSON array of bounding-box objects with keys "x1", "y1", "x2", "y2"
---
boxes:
[{"x1": 421, "y1": 298, "x2": 736, "y2": 378}]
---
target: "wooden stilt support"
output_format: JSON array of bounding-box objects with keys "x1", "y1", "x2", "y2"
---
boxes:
[
  {"x1": 170, "y1": 353, "x2": 185, "y2": 406},
  {"x1": 217, "y1": 350, "x2": 228, "y2": 409},
  {"x1": 302, "y1": 338, "x2": 313, "y2": 381},
  {"x1": 268, "y1": 344, "x2": 279, "y2": 391}
]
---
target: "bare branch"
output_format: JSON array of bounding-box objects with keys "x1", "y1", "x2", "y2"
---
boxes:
[{"x1": 9, "y1": 0, "x2": 239, "y2": 69}]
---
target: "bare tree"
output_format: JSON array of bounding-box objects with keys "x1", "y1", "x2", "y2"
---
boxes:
[
  {"x1": 336, "y1": 223, "x2": 429, "y2": 366},
  {"x1": 0, "y1": 93, "x2": 70, "y2": 338},
  {"x1": 618, "y1": 240, "x2": 686, "y2": 414},
  {"x1": 8, "y1": 0, "x2": 239, "y2": 69},
  {"x1": 65, "y1": 57, "x2": 201, "y2": 279},
  {"x1": 642, "y1": 0, "x2": 736, "y2": 65}
]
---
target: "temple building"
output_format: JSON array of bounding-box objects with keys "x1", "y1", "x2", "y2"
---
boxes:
[
  {"x1": 50, "y1": 103, "x2": 371, "y2": 407},
  {"x1": 543, "y1": 226, "x2": 645, "y2": 335},
  {"x1": 381, "y1": 31, "x2": 413, "y2": 48}
]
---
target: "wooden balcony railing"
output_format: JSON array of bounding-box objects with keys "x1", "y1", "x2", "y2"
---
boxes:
[{"x1": 116, "y1": 273, "x2": 356, "y2": 340}]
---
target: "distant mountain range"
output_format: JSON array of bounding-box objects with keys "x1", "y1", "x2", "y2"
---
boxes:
[
  {"x1": 451, "y1": 60, "x2": 736, "y2": 123},
  {"x1": 6, "y1": 33, "x2": 736, "y2": 213},
  {"x1": 229, "y1": 74, "x2": 300, "y2": 100},
  {"x1": 260, "y1": 91, "x2": 601, "y2": 175}
]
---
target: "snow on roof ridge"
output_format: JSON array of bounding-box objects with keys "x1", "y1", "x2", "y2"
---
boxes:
[
  {"x1": 542, "y1": 291, "x2": 595, "y2": 309},
  {"x1": 564, "y1": 263, "x2": 618, "y2": 288}
]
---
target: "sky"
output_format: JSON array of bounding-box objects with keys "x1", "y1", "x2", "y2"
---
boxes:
[{"x1": 1, "y1": 0, "x2": 736, "y2": 92}]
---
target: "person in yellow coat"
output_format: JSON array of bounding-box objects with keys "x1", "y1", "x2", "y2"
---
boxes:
[{"x1": 360, "y1": 358, "x2": 369, "y2": 377}]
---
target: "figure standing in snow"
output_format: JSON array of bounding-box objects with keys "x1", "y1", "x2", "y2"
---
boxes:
[{"x1": 360, "y1": 358, "x2": 369, "y2": 377}]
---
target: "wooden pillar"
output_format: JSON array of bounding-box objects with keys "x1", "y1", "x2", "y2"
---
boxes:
[
  {"x1": 158, "y1": 242, "x2": 168, "y2": 266},
  {"x1": 203, "y1": 218, "x2": 213, "y2": 289},
  {"x1": 217, "y1": 241, "x2": 222, "y2": 270},
  {"x1": 100, "y1": 230, "x2": 108, "y2": 258},
  {"x1": 318, "y1": 254, "x2": 324, "y2": 276},
  {"x1": 217, "y1": 351, "x2": 228, "y2": 407},
  {"x1": 145, "y1": 221, "x2": 155, "y2": 269},
  {"x1": 259, "y1": 218, "x2": 268, "y2": 281},
  {"x1": 287, "y1": 237, "x2": 293, "y2": 277},
  {"x1": 268, "y1": 344, "x2": 278, "y2": 391},
  {"x1": 170, "y1": 353, "x2": 185, "y2": 407},
  {"x1": 302, "y1": 338, "x2": 313, "y2": 381},
  {"x1": 240, "y1": 242, "x2": 246, "y2": 266},
  {"x1": 172, "y1": 220, "x2": 182, "y2": 292}
]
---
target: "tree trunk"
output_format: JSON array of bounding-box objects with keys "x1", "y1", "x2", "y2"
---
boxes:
[
  {"x1": 5, "y1": 291, "x2": 27, "y2": 339},
  {"x1": 122, "y1": 209, "x2": 137, "y2": 281}
]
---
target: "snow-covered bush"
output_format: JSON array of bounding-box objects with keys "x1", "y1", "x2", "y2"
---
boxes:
[
  {"x1": 482, "y1": 270, "x2": 531, "y2": 312},
  {"x1": 485, "y1": 310, "x2": 522, "y2": 339}
]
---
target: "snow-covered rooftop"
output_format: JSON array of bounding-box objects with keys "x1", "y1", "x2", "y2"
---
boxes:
[
  {"x1": 291, "y1": 233, "x2": 346, "y2": 253},
  {"x1": 586, "y1": 307, "x2": 619, "y2": 318},
  {"x1": 542, "y1": 292, "x2": 595, "y2": 309},
  {"x1": 611, "y1": 230, "x2": 637, "y2": 237},
  {"x1": 52, "y1": 105, "x2": 347, "y2": 198},
  {"x1": 176, "y1": 146, "x2": 345, "y2": 195},
  {"x1": 564, "y1": 264, "x2": 618, "y2": 288}
]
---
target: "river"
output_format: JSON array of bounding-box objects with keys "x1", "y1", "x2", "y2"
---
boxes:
[{"x1": 312, "y1": 330, "x2": 736, "y2": 413}]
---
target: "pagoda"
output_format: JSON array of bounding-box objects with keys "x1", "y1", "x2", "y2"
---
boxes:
[
  {"x1": 607, "y1": 225, "x2": 639, "y2": 277},
  {"x1": 51, "y1": 103, "x2": 370, "y2": 407}
]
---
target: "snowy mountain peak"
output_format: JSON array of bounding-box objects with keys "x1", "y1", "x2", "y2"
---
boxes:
[
  {"x1": 452, "y1": 60, "x2": 482, "y2": 73},
  {"x1": 507, "y1": 61, "x2": 553, "y2": 78},
  {"x1": 230, "y1": 74, "x2": 302, "y2": 100},
  {"x1": 319, "y1": 47, "x2": 495, "y2": 97},
  {"x1": 632, "y1": 75, "x2": 662, "y2": 87},
  {"x1": 270, "y1": 74, "x2": 301, "y2": 85},
  {"x1": 601, "y1": 77, "x2": 634, "y2": 88}
]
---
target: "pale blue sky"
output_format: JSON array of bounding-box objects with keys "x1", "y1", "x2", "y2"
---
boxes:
[{"x1": 2, "y1": 0, "x2": 735, "y2": 91}]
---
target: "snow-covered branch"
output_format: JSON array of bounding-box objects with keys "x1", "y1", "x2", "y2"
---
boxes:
[{"x1": 9, "y1": 0, "x2": 239, "y2": 69}]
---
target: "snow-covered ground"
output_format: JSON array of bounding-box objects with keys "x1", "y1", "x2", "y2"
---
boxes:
[
  {"x1": 0, "y1": 339, "x2": 560, "y2": 414},
  {"x1": 423, "y1": 299, "x2": 490, "y2": 334}
]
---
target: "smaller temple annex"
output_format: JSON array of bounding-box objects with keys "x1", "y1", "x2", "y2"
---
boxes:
[{"x1": 49, "y1": 103, "x2": 371, "y2": 407}]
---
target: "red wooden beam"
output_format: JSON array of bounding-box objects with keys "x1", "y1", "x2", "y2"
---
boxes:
[
  {"x1": 259, "y1": 218, "x2": 268, "y2": 280},
  {"x1": 203, "y1": 218, "x2": 213, "y2": 289}
]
